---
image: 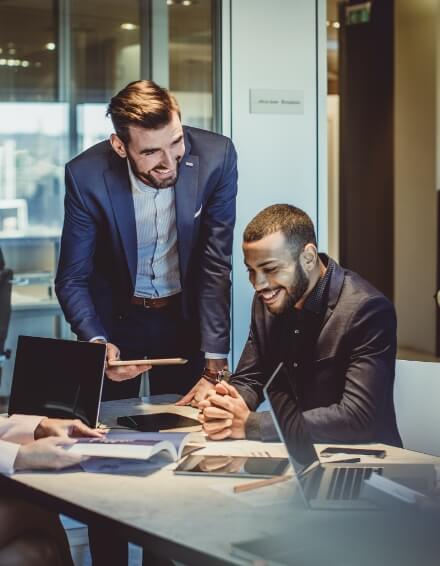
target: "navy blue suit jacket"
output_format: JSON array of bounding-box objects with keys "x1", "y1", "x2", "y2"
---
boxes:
[
  {"x1": 55, "y1": 126, "x2": 237, "y2": 354},
  {"x1": 231, "y1": 258, "x2": 402, "y2": 446}
]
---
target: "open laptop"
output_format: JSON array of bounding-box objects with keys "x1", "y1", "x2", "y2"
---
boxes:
[
  {"x1": 263, "y1": 362, "x2": 436, "y2": 510},
  {"x1": 8, "y1": 335, "x2": 107, "y2": 427}
]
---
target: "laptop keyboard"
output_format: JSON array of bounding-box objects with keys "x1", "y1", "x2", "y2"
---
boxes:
[{"x1": 303, "y1": 466, "x2": 384, "y2": 501}]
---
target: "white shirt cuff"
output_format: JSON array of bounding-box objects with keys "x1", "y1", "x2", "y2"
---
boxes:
[
  {"x1": 1, "y1": 414, "x2": 44, "y2": 444},
  {"x1": 0, "y1": 440, "x2": 21, "y2": 475},
  {"x1": 89, "y1": 336, "x2": 107, "y2": 343},
  {"x1": 204, "y1": 352, "x2": 229, "y2": 360}
]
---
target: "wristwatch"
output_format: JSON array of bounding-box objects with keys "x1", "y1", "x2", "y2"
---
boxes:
[{"x1": 202, "y1": 367, "x2": 232, "y2": 385}]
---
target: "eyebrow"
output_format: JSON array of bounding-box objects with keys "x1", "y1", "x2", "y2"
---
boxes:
[
  {"x1": 244, "y1": 259, "x2": 278, "y2": 269},
  {"x1": 139, "y1": 134, "x2": 184, "y2": 155}
]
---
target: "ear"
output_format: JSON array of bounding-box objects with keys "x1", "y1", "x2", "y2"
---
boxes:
[
  {"x1": 300, "y1": 244, "x2": 318, "y2": 273},
  {"x1": 110, "y1": 133, "x2": 127, "y2": 158}
]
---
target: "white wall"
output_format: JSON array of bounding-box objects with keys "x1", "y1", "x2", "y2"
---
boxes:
[
  {"x1": 394, "y1": 0, "x2": 437, "y2": 354},
  {"x1": 223, "y1": 0, "x2": 326, "y2": 366}
]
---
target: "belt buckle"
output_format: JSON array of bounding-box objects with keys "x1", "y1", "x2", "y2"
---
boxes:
[{"x1": 143, "y1": 298, "x2": 151, "y2": 309}]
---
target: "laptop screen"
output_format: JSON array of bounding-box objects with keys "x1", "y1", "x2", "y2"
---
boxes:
[
  {"x1": 263, "y1": 362, "x2": 318, "y2": 475},
  {"x1": 8, "y1": 335, "x2": 106, "y2": 427}
]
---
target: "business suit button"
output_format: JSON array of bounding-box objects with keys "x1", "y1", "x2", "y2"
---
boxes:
[
  {"x1": 293, "y1": 362, "x2": 298, "y2": 368},
  {"x1": 294, "y1": 329, "x2": 300, "y2": 334}
]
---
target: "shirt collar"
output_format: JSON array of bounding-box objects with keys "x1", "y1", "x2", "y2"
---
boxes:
[{"x1": 303, "y1": 254, "x2": 334, "y2": 315}]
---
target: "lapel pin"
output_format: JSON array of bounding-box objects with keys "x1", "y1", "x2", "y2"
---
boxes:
[{"x1": 185, "y1": 161, "x2": 194, "y2": 167}]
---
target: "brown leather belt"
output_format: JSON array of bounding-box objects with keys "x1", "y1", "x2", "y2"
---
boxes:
[{"x1": 130, "y1": 293, "x2": 181, "y2": 309}]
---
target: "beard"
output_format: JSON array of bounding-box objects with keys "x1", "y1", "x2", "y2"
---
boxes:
[
  {"x1": 129, "y1": 157, "x2": 180, "y2": 189},
  {"x1": 268, "y1": 263, "x2": 309, "y2": 315}
]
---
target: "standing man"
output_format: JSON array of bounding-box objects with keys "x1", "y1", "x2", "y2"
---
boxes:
[
  {"x1": 199, "y1": 204, "x2": 402, "y2": 447},
  {"x1": 56, "y1": 80, "x2": 237, "y2": 405}
]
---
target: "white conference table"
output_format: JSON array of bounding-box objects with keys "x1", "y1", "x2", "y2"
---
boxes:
[{"x1": 2, "y1": 396, "x2": 440, "y2": 566}]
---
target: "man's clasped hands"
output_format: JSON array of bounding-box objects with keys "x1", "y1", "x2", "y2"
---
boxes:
[{"x1": 197, "y1": 382, "x2": 250, "y2": 440}]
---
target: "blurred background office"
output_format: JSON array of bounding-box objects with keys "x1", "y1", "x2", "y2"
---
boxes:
[{"x1": 1, "y1": 0, "x2": 440, "y2": 404}]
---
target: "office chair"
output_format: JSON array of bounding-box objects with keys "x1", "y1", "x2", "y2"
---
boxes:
[
  {"x1": 394, "y1": 359, "x2": 440, "y2": 456},
  {"x1": 0, "y1": 247, "x2": 12, "y2": 384}
]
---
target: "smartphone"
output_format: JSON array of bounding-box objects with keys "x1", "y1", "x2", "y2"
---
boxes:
[
  {"x1": 174, "y1": 455, "x2": 290, "y2": 478},
  {"x1": 108, "y1": 357, "x2": 187, "y2": 367},
  {"x1": 320, "y1": 446, "x2": 386, "y2": 458}
]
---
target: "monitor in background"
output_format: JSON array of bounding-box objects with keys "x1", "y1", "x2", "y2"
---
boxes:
[{"x1": 8, "y1": 335, "x2": 107, "y2": 427}]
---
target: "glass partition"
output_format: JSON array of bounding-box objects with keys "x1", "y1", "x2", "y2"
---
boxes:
[
  {"x1": 0, "y1": 0, "x2": 219, "y2": 397},
  {"x1": 169, "y1": 0, "x2": 214, "y2": 130}
]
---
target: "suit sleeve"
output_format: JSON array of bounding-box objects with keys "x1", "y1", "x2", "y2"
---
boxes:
[
  {"x1": 302, "y1": 297, "x2": 397, "y2": 442},
  {"x1": 198, "y1": 139, "x2": 237, "y2": 354},
  {"x1": 230, "y1": 298, "x2": 281, "y2": 442},
  {"x1": 55, "y1": 165, "x2": 107, "y2": 340}
]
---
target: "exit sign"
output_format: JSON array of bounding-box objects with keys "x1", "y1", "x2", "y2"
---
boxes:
[{"x1": 345, "y1": 1, "x2": 372, "y2": 26}]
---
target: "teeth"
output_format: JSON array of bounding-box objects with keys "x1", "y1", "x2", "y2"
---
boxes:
[{"x1": 262, "y1": 289, "x2": 279, "y2": 300}]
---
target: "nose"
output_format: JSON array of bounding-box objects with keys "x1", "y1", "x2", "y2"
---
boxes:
[
  {"x1": 161, "y1": 150, "x2": 175, "y2": 170},
  {"x1": 252, "y1": 271, "x2": 268, "y2": 291}
]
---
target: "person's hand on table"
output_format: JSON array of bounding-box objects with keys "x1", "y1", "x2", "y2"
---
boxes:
[
  {"x1": 198, "y1": 382, "x2": 250, "y2": 440},
  {"x1": 103, "y1": 342, "x2": 152, "y2": 382},
  {"x1": 34, "y1": 417, "x2": 104, "y2": 440},
  {"x1": 14, "y1": 437, "x2": 85, "y2": 471},
  {"x1": 175, "y1": 377, "x2": 215, "y2": 408},
  {"x1": 176, "y1": 358, "x2": 228, "y2": 408}
]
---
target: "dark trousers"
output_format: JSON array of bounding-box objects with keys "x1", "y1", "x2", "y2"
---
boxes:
[
  {"x1": 88, "y1": 524, "x2": 173, "y2": 566},
  {"x1": 91, "y1": 300, "x2": 202, "y2": 565},
  {"x1": 101, "y1": 299, "x2": 204, "y2": 401}
]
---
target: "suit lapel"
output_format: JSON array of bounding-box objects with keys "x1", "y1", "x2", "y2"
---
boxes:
[
  {"x1": 175, "y1": 131, "x2": 199, "y2": 281},
  {"x1": 104, "y1": 155, "x2": 137, "y2": 289},
  {"x1": 321, "y1": 257, "x2": 345, "y2": 329}
]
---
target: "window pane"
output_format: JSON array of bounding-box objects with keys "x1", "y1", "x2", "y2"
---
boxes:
[
  {"x1": 0, "y1": 0, "x2": 57, "y2": 101},
  {"x1": 169, "y1": 0, "x2": 214, "y2": 129},
  {"x1": 71, "y1": 0, "x2": 141, "y2": 103}
]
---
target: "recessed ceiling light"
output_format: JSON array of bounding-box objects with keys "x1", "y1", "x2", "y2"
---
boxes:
[
  {"x1": 167, "y1": 0, "x2": 174, "y2": 4},
  {"x1": 332, "y1": 21, "x2": 340, "y2": 29},
  {"x1": 182, "y1": 0, "x2": 192, "y2": 5},
  {"x1": 45, "y1": 42, "x2": 56, "y2": 51},
  {"x1": 120, "y1": 22, "x2": 138, "y2": 30}
]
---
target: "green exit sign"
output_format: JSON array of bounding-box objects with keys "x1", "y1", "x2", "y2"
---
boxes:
[{"x1": 345, "y1": 1, "x2": 372, "y2": 26}]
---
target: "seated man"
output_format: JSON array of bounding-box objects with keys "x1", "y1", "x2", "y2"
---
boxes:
[
  {"x1": 199, "y1": 204, "x2": 402, "y2": 446},
  {"x1": 0, "y1": 414, "x2": 102, "y2": 565}
]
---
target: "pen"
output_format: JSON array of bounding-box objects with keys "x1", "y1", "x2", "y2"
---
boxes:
[{"x1": 233, "y1": 474, "x2": 293, "y2": 494}]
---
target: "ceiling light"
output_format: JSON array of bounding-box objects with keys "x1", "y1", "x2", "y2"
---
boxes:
[
  {"x1": 21, "y1": 60, "x2": 30, "y2": 68},
  {"x1": 167, "y1": 0, "x2": 174, "y2": 4},
  {"x1": 120, "y1": 22, "x2": 138, "y2": 30},
  {"x1": 332, "y1": 21, "x2": 341, "y2": 29},
  {"x1": 182, "y1": 0, "x2": 192, "y2": 5},
  {"x1": 45, "y1": 42, "x2": 56, "y2": 51}
]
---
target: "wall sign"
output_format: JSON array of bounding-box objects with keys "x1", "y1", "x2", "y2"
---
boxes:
[{"x1": 250, "y1": 89, "x2": 304, "y2": 115}]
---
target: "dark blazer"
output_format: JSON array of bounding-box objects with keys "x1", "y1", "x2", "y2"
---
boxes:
[
  {"x1": 55, "y1": 126, "x2": 237, "y2": 354},
  {"x1": 231, "y1": 258, "x2": 402, "y2": 446}
]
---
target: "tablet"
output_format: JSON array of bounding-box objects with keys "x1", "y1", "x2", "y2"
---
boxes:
[
  {"x1": 117, "y1": 413, "x2": 201, "y2": 432},
  {"x1": 108, "y1": 357, "x2": 188, "y2": 366},
  {"x1": 174, "y1": 455, "x2": 289, "y2": 478}
]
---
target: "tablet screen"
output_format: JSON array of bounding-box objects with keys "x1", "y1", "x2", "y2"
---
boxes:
[{"x1": 174, "y1": 455, "x2": 289, "y2": 478}]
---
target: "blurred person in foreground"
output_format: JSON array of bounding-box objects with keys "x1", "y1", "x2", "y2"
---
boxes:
[{"x1": 0, "y1": 414, "x2": 102, "y2": 565}]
